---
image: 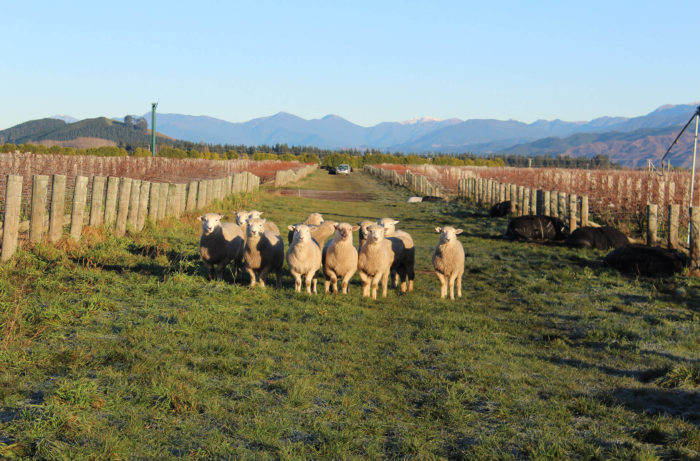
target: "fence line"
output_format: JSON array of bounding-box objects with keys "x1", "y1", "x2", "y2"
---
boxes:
[
  {"x1": 363, "y1": 165, "x2": 447, "y2": 197},
  {"x1": 0, "y1": 170, "x2": 259, "y2": 262},
  {"x1": 274, "y1": 164, "x2": 318, "y2": 187}
]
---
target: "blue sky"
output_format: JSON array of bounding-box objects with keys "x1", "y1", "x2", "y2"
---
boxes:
[{"x1": 2, "y1": 0, "x2": 699, "y2": 129}]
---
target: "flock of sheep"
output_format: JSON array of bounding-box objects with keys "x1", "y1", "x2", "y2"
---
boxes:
[{"x1": 198, "y1": 211, "x2": 466, "y2": 300}]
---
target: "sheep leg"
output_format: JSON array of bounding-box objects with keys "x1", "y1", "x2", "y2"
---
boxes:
[
  {"x1": 327, "y1": 271, "x2": 338, "y2": 293},
  {"x1": 258, "y1": 267, "x2": 270, "y2": 288},
  {"x1": 246, "y1": 267, "x2": 257, "y2": 287},
  {"x1": 380, "y1": 272, "x2": 389, "y2": 298},
  {"x1": 358, "y1": 271, "x2": 370, "y2": 297},
  {"x1": 448, "y1": 275, "x2": 456, "y2": 300},
  {"x1": 436, "y1": 272, "x2": 447, "y2": 298},
  {"x1": 371, "y1": 272, "x2": 383, "y2": 300},
  {"x1": 276, "y1": 268, "x2": 282, "y2": 288},
  {"x1": 407, "y1": 266, "x2": 415, "y2": 292},
  {"x1": 292, "y1": 271, "x2": 302, "y2": 292},
  {"x1": 312, "y1": 277, "x2": 318, "y2": 294},
  {"x1": 304, "y1": 272, "x2": 314, "y2": 294},
  {"x1": 456, "y1": 272, "x2": 463, "y2": 298},
  {"x1": 341, "y1": 271, "x2": 354, "y2": 294}
]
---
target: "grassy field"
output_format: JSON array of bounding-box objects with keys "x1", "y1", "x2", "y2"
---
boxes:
[{"x1": 1, "y1": 170, "x2": 699, "y2": 460}]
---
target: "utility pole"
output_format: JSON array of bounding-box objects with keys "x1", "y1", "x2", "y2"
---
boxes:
[{"x1": 151, "y1": 102, "x2": 158, "y2": 157}]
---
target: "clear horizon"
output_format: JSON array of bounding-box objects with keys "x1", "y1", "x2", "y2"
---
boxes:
[{"x1": 3, "y1": 0, "x2": 699, "y2": 130}]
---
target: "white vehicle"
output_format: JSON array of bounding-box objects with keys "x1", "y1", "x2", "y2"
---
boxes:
[{"x1": 336, "y1": 164, "x2": 350, "y2": 175}]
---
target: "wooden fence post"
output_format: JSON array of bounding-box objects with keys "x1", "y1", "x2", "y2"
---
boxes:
[
  {"x1": 1, "y1": 175, "x2": 23, "y2": 261},
  {"x1": 517, "y1": 186, "x2": 525, "y2": 216},
  {"x1": 89, "y1": 176, "x2": 106, "y2": 227},
  {"x1": 647, "y1": 204, "x2": 658, "y2": 246},
  {"x1": 157, "y1": 183, "x2": 168, "y2": 220},
  {"x1": 523, "y1": 188, "x2": 530, "y2": 216},
  {"x1": 127, "y1": 179, "x2": 141, "y2": 230},
  {"x1": 137, "y1": 181, "x2": 150, "y2": 231},
  {"x1": 581, "y1": 196, "x2": 589, "y2": 227},
  {"x1": 690, "y1": 207, "x2": 700, "y2": 273},
  {"x1": 115, "y1": 177, "x2": 132, "y2": 236},
  {"x1": 166, "y1": 184, "x2": 177, "y2": 217},
  {"x1": 30, "y1": 175, "x2": 49, "y2": 243},
  {"x1": 558, "y1": 192, "x2": 567, "y2": 219},
  {"x1": 70, "y1": 176, "x2": 89, "y2": 241},
  {"x1": 49, "y1": 174, "x2": 67, "y2": 243},
  {"x1": 568, "y1": 194, "x2": 577, "y2": 232},
  {"x1": 197, "y1": 180, "x2": 207, "y2": 209},
  {"x1": 530, "y1": 188, "x2": 537, "y2": 215},
  {"x1": 543, "y1": 191, "x2": 551, "y2": 216},
  {"x1": 149, "y1": 182, "x2": 160, "y2": 221},
  {"x1": 104, "y1": 176, "x2": 120, "y2": 227},
  {"x1": 509, "y1": 185, "x2": 517, "y2": 214},
  {"x1": 668, "y1": 204, "x2": 679, "y2": 249},
  {"x1": 187, "y1": 181, "x2": 198, "y2": 211}
]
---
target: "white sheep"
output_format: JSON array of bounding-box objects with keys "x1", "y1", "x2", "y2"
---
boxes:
[
  {"x1": 236, "y1": 210, "x2": 280, "y2": 234},
  {"x1": 286, "y1": 224, "x2": 322, "y2": 293},
  {"x1": 432, "y1": 226, "x2": 465, "y2": 299},
  {"x1": 322, "y1": 223, "x2": 359, "y2": 294},
  {"x1": 357, "y1": 220, "x2": 375, "y2": 248},
  {"x1": 377, "y1": 218, "x2": 416, "y2": 293},
  {"x1": 198, "y1": 213, "x2": 245, "y2": 281},
  {"x1": 287, "y1": 217, "x2": 338, "y2": 248},
  {"x1": 357, "y1": 224, "x2": 394, "y2": 299},
  {"x1": 243, "y1": 217, "x2": 284, "y2": 288}
]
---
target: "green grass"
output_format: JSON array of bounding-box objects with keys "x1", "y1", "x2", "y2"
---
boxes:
[{"x1": 1, "y1": 170, "x2": 699, "y2": 459}]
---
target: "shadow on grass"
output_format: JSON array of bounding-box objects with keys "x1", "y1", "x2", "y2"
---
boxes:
[{"x1": 604, "y1": 387, "x2": 700, "y2": 426}]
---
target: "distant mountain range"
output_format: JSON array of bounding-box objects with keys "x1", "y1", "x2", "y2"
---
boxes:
[
  {"x1": 1, "y1": 103, "x2": 698, "y2": 167},
  {"x1": 0, "y1": 117, "x2": 172, "y2": 147}
]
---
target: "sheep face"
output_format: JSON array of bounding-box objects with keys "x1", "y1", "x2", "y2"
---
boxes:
[
  {"x1": 246, "y1": 218, "x2": 266, "y2": 238},
  {"x1": 199, "y1": 213, "x2": 224, "y2": 236},
  {"x1": 378, "y1": 218, "x2": 400, "y2": 236},
  {"x1": 235, "y1": 211, "x2": 251, "y2": 227},
  {"x1": 357, "y1": 220, "x2": 374, "y2": 241},
  {"x1": 436, "y1": 226, "x2": 463, "y2": 244},
  {"x1": 305, "y1": 213, "x2": 324, "y2": 226},
  {"x1": 366, "y1": 224, "x2": 386, "y2": 244},
  {"x1": 334, "y1": 223, "x2": 358, "y2": 241},
  {"x1": 289, "y1": 224, "x2": 313, "y2": 243}
]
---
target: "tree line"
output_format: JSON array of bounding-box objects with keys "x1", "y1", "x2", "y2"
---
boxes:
[{"x1": 0, "y1": 141, "x2": 620, "y2": 170}]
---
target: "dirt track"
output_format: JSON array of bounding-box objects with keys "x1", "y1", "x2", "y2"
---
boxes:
[{"x1": 273, "y1": 189, "x2": 373, "y2": 202}]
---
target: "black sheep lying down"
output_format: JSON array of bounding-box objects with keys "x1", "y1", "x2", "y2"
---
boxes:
[
  {"x1": 565, "y1": 226, "x2": 628, "y2": 249},
  {"x1": 604, "y1": 244, "x2": 688, "y2": 276},
  {"x1": 504, "y1": 215, "x2": 569, "y2": 241},
  {"x1": 490, "y1": 201, "x2": 511, "y2": 217}
]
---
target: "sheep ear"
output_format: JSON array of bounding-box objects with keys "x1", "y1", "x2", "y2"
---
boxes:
[
  {"x1": 455, "y1": 229, "x2": 463, "y2": 234},
  {"x1": 392, "y1": 220, "x2": 400, "y2": 225},
  {"x1": 288, "y1": 225, "x2": 296, "y2": 231},
  {"x1": 351, "y1": 225, "x2": 360, "y2": 231},
  {"x1": 435, "y1": 227, "x2": 442, "y2": 233},
  {"x1": 333, "y1": 224, "x2": 340, "y2": 230},
  {"x1": 197, "y1": 215, "x2": 204, "y2": 222}
]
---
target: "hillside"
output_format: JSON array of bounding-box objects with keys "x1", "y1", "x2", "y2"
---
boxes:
[
  {"x1": 0, "y1": 117, "x2": 173, "y2": 148},
  {"x1": 499, "y1": 125, "x2": 699, "y2": 168}
]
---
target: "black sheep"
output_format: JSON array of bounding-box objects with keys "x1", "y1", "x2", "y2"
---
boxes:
[
  {"x1": 504, "y1": 215, "x2": 569, "y2": 241},
  {"x1": 604, "y1": 244, "x2": 688, "y2": 276},
  {"x1": 566, "y1": 226, "x2": 628, "y2": 249},
  {"x1": 490, "y1": 201, "x2": 511, "y2": 217}
]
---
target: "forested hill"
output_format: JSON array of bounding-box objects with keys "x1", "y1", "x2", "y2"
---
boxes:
[{"x1": 0, "y1": 117, "x2": 173, "y2": 147}]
